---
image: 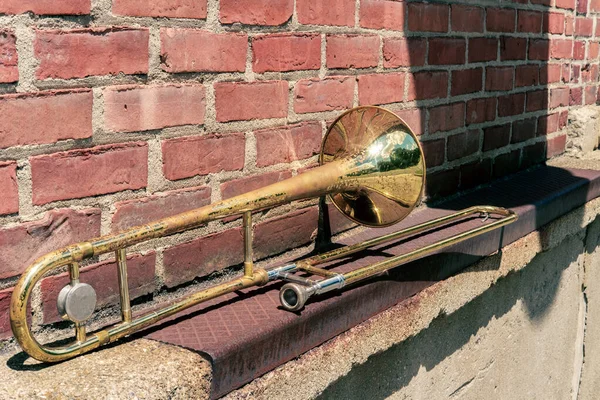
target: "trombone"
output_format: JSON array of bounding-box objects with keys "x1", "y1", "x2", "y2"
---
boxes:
[{"x1": 10, "y1": 106, "x2": 517, "y2": 362}]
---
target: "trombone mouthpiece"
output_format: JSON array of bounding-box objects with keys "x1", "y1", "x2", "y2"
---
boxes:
[{"x1": 279, "y1": 283, "x2": 312, "y2": 312}]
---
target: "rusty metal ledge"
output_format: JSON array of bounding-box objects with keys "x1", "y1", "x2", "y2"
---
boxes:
[{"x1": 142, "y1": 165, "x2": 600, "y2": 399}]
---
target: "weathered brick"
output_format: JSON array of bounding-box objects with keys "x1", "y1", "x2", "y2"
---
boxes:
[
  {"x1": 0, "y1": 161, "x2": 18, "y2": 215},
  {"x1": 360, "y1": 0, "x2": 404, "y2": 30},
  {"x1": 255, "y1": 122, "x2": 322, "y2": 167},
  {"x1": 574, "y1": 40, "x2": 586, "y2": 60},
  {"x1": 589, "y1": 42, "x2": 599, "y2": 60},
  {"x1": 407, "y1": 71, "x2": 448, "y2": 101},
  {"x1": 487, "y1": 8, "x2": 516, "y2": 32},
  {"x1": 408, "y1": 3, "x2": 449, "y2": 33},
  {"x1": 516, "y1": 65, "x2": 539, "y2": 87},
  {"x1": 31, "y1": 143, "x2": 148, "y2": 205},
  {"x1": 161, "y1": 28, "x2": 247, "y2": 73},
  {"x1": 498, "y1": 93, "x2": 525, "y2": 117},
  {"x1": 162, "y1": 133, "x2": 245, "y2": 180},
  {"x1": 294, "y1": 76, "x2": 354, "y2": 113},
  {"x1": 0, "y1": 30, "x2": 18, "y2": 83},
  {"x1": 41, "y1": 253, "x2": 155, "y2": 323},
  {"x1": 395, "y1": 108, "x2": 425, "y2": 136},
  {"x1": 327, "y1": 35, "x2": 379, "y2": 69},
  {"x1": 483, "y1": 124, "x2": 511, "y2": 151},
  {"x1": 447, "y1": 129, "x2": 480, "y2": 161},
  {"x1": 221, "y1": 170, "x2": 292, "y2": 200},
  {"x1": 500, "y1": 36, "x2": 527, "y2": 60},
  {"x1": 0, "y1": 208, "x2": 101, "y2": 279},
  {"x1": 466, "y1": 97, "x2": 497, "y2": 124},
  {"x1": 0, "y1": 0, "x2": 90, "y2": 15},
  {"x1": 215, "y1": 81, "x2": 288, "y2": 122},
  {"x1": 486, "y1": 67, "x2": 514, "y2": 91},
  {"x1": 540, "y1": 64, "x2": 561, "y2": 84},
  {"x1": 421, "y1": 139, "x2": 445, "y2": 167},
  {"x1": 578, "y1": 0, "x2": 589, "y2": 13},
  {"x1": 570, "y1": 87, "x2": 583, "y2": 105},
  {"x1": 460, "y1": 159, "x2": 492, "y2": 190},
  {"x1": 468, "y1": 38, "x2": 498, "y2": 63},
  {"x1": 428, "y1": 38, "x2": 466, "y2": 65},
  {"x1": 527, "y1": 89, "x2": 549, "y2": 112},
  {"x1": 358, "y1": 73, "x2": 404, "y2": 105},
  {"x1": 547, "y1": 134, "x2": 567, "y2": 157},
  {"x1": 556, "y1": 0, "x2": 576, "y2": 9},
  {"x1": 537, "y1": 113, "x2": 560, "y2": 136},
  {"x1": 383, "y1": 38, "x2": 426, "y2": 68},
  {"x1": 451, "y1": 68, "x2": 482, "y2": 96},
  {"x1": 34, "y1": 28, "x2": 149, "y2": 79},
  {"x1": 544, "y1": 12, "x2": 565, "y2": 34},
  {"x1": 428, "y1": 102, "x2": 465, "y2": 134},
  {"x1": 512, "y1": 118, "x2": 537, "y2": 143},
  {"x1": 297, "y1": 0, "x2": 355, "y2": 27},
  {"x1": 550, "y1": 87, "x2": 570, "y2": 108},
  {"x1": 529, "y1": 39, "x2": 550, "y2": 60},
  {"x1": 451, "y1": 5, "x2": 483, "y2": 32},
  {"x1": 517, "y1": 10, "x2": 543, "y2": 33},
  {"x1": 113, "y1": 0, "x2": 206, "y2": 18},
  {"x1": 551, "y1": 39, "x2": 574, "y2": 59},
  {"x1": 104, "y1": 84, "x2": 206, "y2": 133},
  {"x1": 576, "y1": 17, "x2": 594, "y2": 36},
  {"x1": 585, "y1": 85, "x2": 598, "y2": 105},
  {"x1": 0, "y1": 288, "x2": 12, "y2": 339},
  {"x1": 493, "y1": 150, "x2": 521, "y2": 179},
  {"x1": 0, "y1": 89, "x2": 92, "y2": 149},
  {"x1": 425, "y1": 169, "x2": 459, "y2": 198},
  {"x1": 112, "y1": 186, "x2": 212, "y2": 231},
  {"x1": 253, "y1": 33, "x2": 320, "y2": 73},
  {"x1": 560, "y1": 110, "x2": 569, "y2": 129},
  {"x1": 220, "y1": 0, "x2": 292, "y2": 25}
]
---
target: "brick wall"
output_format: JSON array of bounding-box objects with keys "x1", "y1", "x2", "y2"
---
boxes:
[{"x1": 0, "y1": 0, "x2": 597, "y2": 341}]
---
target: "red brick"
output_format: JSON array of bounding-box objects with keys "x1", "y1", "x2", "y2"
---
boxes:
[
  {"x1": 407, "y1": 71, "x2": 448, "y2": 101},
  {"x1": 556, "y1": 0, "x2": 576, "y2": 9},
  {"x1": 0, "y1": 89, "x2": 92, "y2": 149},
  {"x1": 0, "y1": 288, "x2": 12, "y2": 339},
  {"x1": 500, "y1": 36, "x2": 527, "y2": 60},
  {"x1": 408, "y1": 3, "x2": 449, "y2": 32},
  {"x1": 460, "y1": 159, "x2": 492, "y2": 190},
  {"x1": 578, "y1": 0, "x2": 589, "y2": 13},
  {"x1": 576, "y1": 17, "x2": 594, "y2": 36},
  {"x1": 570, "y1": 87, "x2": 583, "y2": 105},
  {"x1": 550, "y1": 87, "x2": 570, "y2": 108},
  {"x1": 0, "y1": 208, "x2": 101, "y2": 279},
  {"x1": 112, "y1": 186, "x2": 212, "y2": 231},
  {"x1": 428, "y1": 38, "x2": 466, "y2": 65},
  {"x1": 425, "y1": 169, "x2": 459, "y2": 198},
  {"x1": 360, "y1": 0, "x2": 405, "y2": 31},
  {"x1": 468, "y1": 38, "x2": 498, "y2": 63},
  {"x1": 104, "y1": 84, "x2": 205, "y2": 133},
  {"x1": 589, "y1": 42, "x2": 599, "y2": 60},
  {"x1": 570, "y1": 64, "x2": 579, "y2": 82},
  {"x1": 451, "y1": 5, "x2": 483, "y2": 32},
  {"x1": 592, "y1": 0, "x2": 600, "y2": 11},
  {"x1": 161, "y1": 28, "x2": 247, "y2": 73},
  {"x1": 253, "y1": 33, "x2": 320, "y2": 73},
  {"x1": 383, "y1": 38, "x2": 426, "y2": 68},
  {"x1": 255, "y1": 122, "x2": 322, "y2": 167},
  {"x1": 327, "y1": 35, "x2": 379, "y2": 69},
  {"x1": 527, "y1": 89, "x2": 549, "y2": 112},
  {"x1": 566, "y1": 15, "x2": 575, "y2": 35},
  {"x1": 0, "y1": 162, "x2": 18, "y2": 215},
  {"x1": 428, "y1": 102, "x2": 465, "y2": 133},
  {"x1": 493, "y1": 150, "x2": 521, "y2": 179},
  {"x1": 487, "y1": 8, "x2": 516, "y2": 32},
  {"x1": 215, "y1": 81, "x2": 288, "y2": 122},
  {"x1": 221, "y1": 170, "x2": 293, "y2": 200},
  {"x1": 114, "y1": 0, "x2": 206, "y2": 18},
  {"x1": 0, "y1": 0, "x2": 89, "y2": 15},
  {"x1": 395, "y1": 108, "x2": 425, "y2": 136},
  {"x1": 560, "y1": 111, "x2": 569, "y2": 129},
  {"x1": 162, "y1": 133, "x2": 245, "y2": 180},
  {"x1": 486, "y1": 67, "x2": 514, "y2": 91},
  {"x1": 518, "y1": 10, "x2": 543, "y2": 33},
  {"x1": 34, "y1": 28, "x2": 148, "y2": 79},
  {"x1": 498, "y1": 93, "x2": 525, "y2": 117},
  {"x1": 466, "y1": 97, "x2": 497, "y2": 124},
  {"x1": 0, "y1": 30, "x2": 18, "y2": 83},
  {"x1": 483, "y1": 124, "x2": 511, "y2": 151},
  {"x1": 516, "y1": 65, "x2": 539, "y2": 87},
  {"x1": 294, "y1": 76, "x2": 354, "y2": 113},
  {"x1": 447, "y1": 129, "x2": 480, "y2": 161},
  {"x1": 585, "y1": 85, "x2": 598, "y2": 104},
  {"x1": 547, "y1": 135, "x2": 567, "y2": 157},
  {"x1": 254, "y1": 207, "x2": 318, "y2": 259},
  {"x1": 511, "y1": 118, "x2": 536, "y2": 143},
  {"x1": 421, "y1": 139, "x2": 445, "y2": 168},
  {"x1": 297, "y1": 0, "x2": 355, "y2": 27},
  {"x1": 544, "y1": 12, "x2": 565, "y2": 34},
  {"x1": 521, "y1": 142, "x2": 547, "y2": 169},
  {"x1": 358, "y1": 73, "x2": 404, "y2": 105},
  {"x1": 574, "y1": 40, "x2": 586, "y2": 60},
  {"x1": 41, "y1": 253, "x2": 155, "y2": 323},
  {"x1": 538, "y1": 113, "x2": 560, "y2": 136},
  {"x1": 541, "y1": 64, "x2": 561, "y2": 84},
  {"x1": 451, "y1": 68, "x2": 482, "y2": 96},
  {"x1": 529, "y1": 39, "x2": 550, "y2": 60},
  {"x1": 31, "y1": 143, "x2": 148, "y2": 205},
  {"x1": 220, "y1": 0, "x2": 292, "y2": 25},
  {"x1": 551, "y1": 39, "x2": 574, "y2": 59}
]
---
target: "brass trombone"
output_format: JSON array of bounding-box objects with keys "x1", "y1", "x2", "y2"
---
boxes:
[{"x1": 10, "y1": 106, "x2": 517, "y2": 362}]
